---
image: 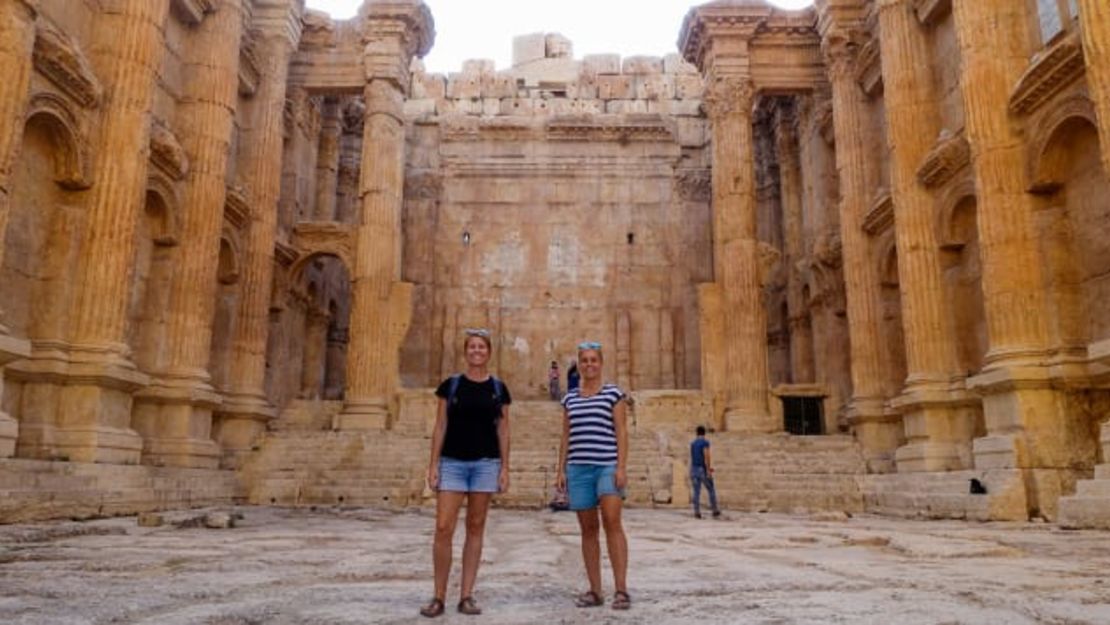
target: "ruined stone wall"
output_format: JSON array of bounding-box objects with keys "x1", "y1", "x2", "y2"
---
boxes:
[{"x1": 398, "y1": 35, "x2": 712, "y2": 398}]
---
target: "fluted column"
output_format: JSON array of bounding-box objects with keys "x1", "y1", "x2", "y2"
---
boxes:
[
  {"x1": 955, "y1": 0, "x2": 1091, "y2": 519},
  {"x1": 215, "y1": 1, "x2": 300, "y2": 466},
  {"x1": 824, "y1": 38, "x2": 898, "y2": 467},
  {"x1": 1077, "y1": 0, "x2": 1110, "y2": 176},
  {"x1": 314, "y1": 98, "x2": 341, "y2": 221},
  {"x1": 0, "y1": 0, "x2": 37, "y2": 457},
  {"x1": 878, "y1": 0, "x2": 975, "y2": 472},
  {"x1": 337, "y1": 0, "x2": 433, "y2": 430},
  {"x1": 773, "y1": 103, "x2": 814, "y2": 384},
  {"x1": 132, "y1": 0, "x2": 244, "y2": 468},
  {"x1": 54, "y1": 0, "x2": 170, "y2": 464},
  {"x1": 703, "y1": 76, "x2": 773, "y2": 433}
]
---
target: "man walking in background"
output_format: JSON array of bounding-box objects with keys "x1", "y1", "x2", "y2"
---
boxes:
[{"x1": 690, "y1": 426, "x2": 720, "y2": 519}]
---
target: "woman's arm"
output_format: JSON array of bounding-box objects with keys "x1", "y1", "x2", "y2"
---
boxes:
[
  {"x1": 427, "y1": 398, "x2": 447, "y2": 488},
  {"x1": 613, "y1": 398, "x2": 628, "y2": 489},
  {"x1": 556, "y1": 407, "x2": 570, "y2": 489},
  {"x1": 497, "y1": 404, "x2": 511, "y2": 492}
]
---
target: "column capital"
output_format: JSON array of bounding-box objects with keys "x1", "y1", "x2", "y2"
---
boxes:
[
  {"x1": 361, "y1": 1, "x2": 435, "y2": 91},
  {"x1": 822, "y1": 34, "x2": 860, "y2": 81},
  {"x1": 703, "y1": 75, "x2": 755, "y2": 121},
  {"x1": 250, "y1": 0, "x2": 302, "y2": 50}
]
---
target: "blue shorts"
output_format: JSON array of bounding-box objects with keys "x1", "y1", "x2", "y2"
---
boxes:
[
  {"x1": 566, "y1": 463, "x2": 624, "y2": 511},
  {"x1": 438, "y1": 457, "x2": 501, "y2": 493}
]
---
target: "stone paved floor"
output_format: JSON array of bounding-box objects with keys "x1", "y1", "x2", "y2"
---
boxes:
[{"x1": 1, "y1": 506, "x2": 1109, "y2": 624}]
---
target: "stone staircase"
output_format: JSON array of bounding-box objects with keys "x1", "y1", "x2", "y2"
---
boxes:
[
  {"x1": 703, "y1": 433, "x2": 867, "y2": 513},
  {"x1": 1058, "y1": 422, "x2": 1110, "y2": 529}
]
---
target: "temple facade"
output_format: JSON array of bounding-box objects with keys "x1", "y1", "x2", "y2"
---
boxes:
[{"x1": 1, "y1": 0, "x2": 1109, "y2": 528}]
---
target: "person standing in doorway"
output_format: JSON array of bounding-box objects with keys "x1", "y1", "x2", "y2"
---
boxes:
[
  {"x1": 421, "y1": 329, "x2": 511, "y2": 618},
  {"x1": 548, "y1": 360, "x2": 561, "y2": 400},
  {"x1": 690, "y1": 425, "x2": 720, "y2": 519},
  {"x1": 556, "y1": 341, "x2": 631, "y2": 610}
]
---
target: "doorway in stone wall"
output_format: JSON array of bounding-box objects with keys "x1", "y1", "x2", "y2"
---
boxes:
[{"x1": 782, "y1": 396, "x2": 823, "y2": 435}]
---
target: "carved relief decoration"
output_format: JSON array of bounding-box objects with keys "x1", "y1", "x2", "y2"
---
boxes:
[
  {"x1": 33, "y1": 20, "x2": 103, "y2": 109},
  {"x1": 342, "y1": 98, "x2": 366, "y2": 134},
  {"x1": 912, "y1": 0, "x2": 952, "y2": 26},
  {"x1": 24, "y1": 92, "x2": 93, "y2": 189},
  {"x1": 702, "y1": 76, "x2": 755, "y2": 120},
  {"x1": 1009, "y1": 32, "x2": 1085, "y2": 116},
  {"x1": 546, "y1": 116, "x2": 674, "y2": 143},
  {"x1": 862, "y1": 188, "x2": 894, "y2": 236},
  {"x1": 290, "y1": 223, "x2": 355, "y2": 281},
  {"x1": 224, "y1": 184, "x2": 251, "y2": 231},
  {"x1": 675, "y1": 169, "x2": 712, "y2": 202},
  {"x1": 149, "y1": 120, "x2": 189, "y2": 181},
  {"x1": 916, "y1": 129, "x2": 970, "y2": 188},
  {"x1": 170, "y1": 0, "x2": 215, "y2": 26},
  {"x1": 854, "y1": 38, "x2": 883, "y2": 97}
]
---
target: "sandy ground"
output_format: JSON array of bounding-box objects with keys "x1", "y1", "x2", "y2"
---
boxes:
[{"x1": 1, "y1": 506, "x2": 1109, "y2": 625}]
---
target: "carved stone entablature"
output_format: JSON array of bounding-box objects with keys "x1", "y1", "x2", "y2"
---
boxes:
[
  {"x1": 862, "y1": 188, "x2": 894, "y2": 236},
  {"x1": 439, "y1": 116, "x2": 536, "y2": 142},
  {"x1": 1009, "y1": 32, "x2": 1085, "y2": 116},
  {"x1": 361, "y1": 2, "x2": 435, "y2": 91},
  {"x1": 403, "y1": 171, "x2": 442, "y2": 201},
  {"x1": 149, "y1": 120, "x2": 189, "y2": 181},
  {"x1": 300, "y1": 9, "x2": 337, "y2": 50},
  {"x1": 855, "y1": 37, "x2": 883, "y2": 97},
  {"x1": 238, "y1": 43, "x2": 260, "y2": 97},
  {"x1": 170, "y1": 0, "x2": 215, "y2": 26},
  {"x1": 912, "y1": 0, "x2": 951, "y2": 27},
  {"x1": 916, "y1": 129, "x2": 970, "y2": 188},
  {"x1": 33, "y1": 20, "x2": 103, "y2": 109},
  {"x1": 675, "y1": 169, "x2": 711, "y2": 203},
  {"x1": 291, "y1": 222, "x2": 355, "y2": 278},
  {"x1": 224, "y1": 185, "x2": 251, "y2": 231},
  {"x1": 545, "y1": 114, "x2": 675, "y2": 143},
  {"x1": 678, "y1": 3, "x2": 774, "y2": 70}
]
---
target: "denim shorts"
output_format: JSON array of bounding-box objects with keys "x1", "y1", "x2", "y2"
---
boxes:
[
  {"x1": 566, "y1": 463, "x2": 624, "y2": 511},
  {"x1": 438, "y1": 457, "x2": 501, "y2": 493}
]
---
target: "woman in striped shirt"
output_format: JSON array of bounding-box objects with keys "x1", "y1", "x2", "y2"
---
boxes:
[{"x1": 555, "y1": 342, "x2": 631, "y2": 610}]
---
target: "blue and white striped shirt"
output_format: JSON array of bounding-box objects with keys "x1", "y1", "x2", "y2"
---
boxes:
[{"x1": 562, "y1": 383, "x2": 624, "y2": 466}]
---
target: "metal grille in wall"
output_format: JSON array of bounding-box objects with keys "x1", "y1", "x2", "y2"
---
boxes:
[{"x1": 782, "y1": 396, "x2": 823, "y2": 436}]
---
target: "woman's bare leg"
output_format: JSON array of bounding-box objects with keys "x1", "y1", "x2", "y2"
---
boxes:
[{"x1": 459, "y1": 492, "x2": 492, "y2": 599}]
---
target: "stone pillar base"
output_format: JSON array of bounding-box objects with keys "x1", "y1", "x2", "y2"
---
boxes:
[
  {"x1": 54, "y1": 382, "x2": 144, "y2": 464},
  {"x1": 895, "y1": 441, "x2": 969, "y2": 473},
  {"x1": 0, "y1": 415, "x2": 17, "y2": 458},
  {"x1": 214, "y1": 392, "x2": 275, "y2": 470},
  {"x1": 132, "y1": 380, "x2": 223, "y2": 469},
  {"x1": 847, "y1": 399, "x2": 901, "y2": 473},
  {"x1": 0, "y1": 332, "x2": 31, "y2": 459},
  {"x1": 337, "y1": 396, "x2": 390, "y2": 431},
  {"x1": 893, "y1": 386, "x2": 980, "y2": 472}
]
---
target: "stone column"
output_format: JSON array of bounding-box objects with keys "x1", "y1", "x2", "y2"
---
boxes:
[
  {"x1": 131, "y1": 0, "x2": 243, "y2": 468},
  {"x1": 878, "y1": 0, "x2": 975, "y2": 472},
  {"x1": 0, "y1": 0, "x2": 38, "y2": 456},
  {"x1": 703, "y1": 76, "x2": 774, "y2": 433},
  {"x1": 823, "y1": 37, "x2": 898, "y2": 468},
  {"x1": 954, "y1": 0, "x2": 1090, "y2": 518},
  {"x1": 773, "y1": 102, "x2": 814, "y2": 384},
  {"x1": 54, "y1": 0, "x2": 171, "y2": 464},
  {"x1": 313, "y1": 97, "x2": 341, "y2": 221},
  {"x1": 337, "y1": 1, "x2": 433, "y2": 430},
  {"x1": 216, "y1": 1, "x2": 300, "y2": 466},
  {"x1": 1077, "y1": 0, "x2": 1110, "y2": 175}
]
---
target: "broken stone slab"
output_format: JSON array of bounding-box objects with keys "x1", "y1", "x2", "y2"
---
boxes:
[
  {"x1": 652, "y1": 489, "x2": 672, "y2": 504},
  {"x1": 664, "y1": 52, "x2": 699, "y2": 75},
  {"x1": 597, "y1": 75, "x2": 634, "y2": 100},
  {"x1": 512, "y1": 33, "x2": 546, "y2": 67},
  {"x1": 204, "y1": 513, "x2": 234, "y2": 529},
  {"x1": 545, "y1": 33, "x2": 573, "y2": 59},
  {"x1": 137, "y1": 512, "x2": 164, "y2": 527}
]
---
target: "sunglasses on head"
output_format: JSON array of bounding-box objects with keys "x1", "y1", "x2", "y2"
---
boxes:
[
  {"x1": 464, "y1": 328, "x2": 491, "y2": 338},
  {"x1": 577, "y1": 341, "x2": 602, "y2": 350}
]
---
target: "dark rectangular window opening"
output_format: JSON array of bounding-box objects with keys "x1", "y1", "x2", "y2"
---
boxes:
[{"x1": 782, "y1": 396, "x2": 824, "y2": 436}]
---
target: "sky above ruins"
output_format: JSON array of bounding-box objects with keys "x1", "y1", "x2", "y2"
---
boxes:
[{"x1": 306, "y1": 0, "x2": 815, "y2": 73}]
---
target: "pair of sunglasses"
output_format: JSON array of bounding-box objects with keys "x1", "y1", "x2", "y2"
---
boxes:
[
  {"x1": 464, "y1": 328, "x2": 491, "y2": 338},
  {"x1": 577, "y1": 341, "x2": 602, "y2": 350}
]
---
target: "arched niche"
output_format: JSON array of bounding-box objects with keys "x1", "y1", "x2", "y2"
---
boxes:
[
  {"x1": 127, "y1": 184, "x2": 179, "y2": 373},
  {"x1": 208, "y1": 231, "x2": 243, "y2": 392},
  {"x1": 23, "y1": 93, "x2": 92, "y2": 190},
  {"x1": 1030, "y1": 110, "x2": 1110, "y2": 347},
  {"x1": 937, "y1": 190, "x2": 989, "y2": 375},
  {"x1": 876, "y1": 235, "x2": 908, "y2": 398}
]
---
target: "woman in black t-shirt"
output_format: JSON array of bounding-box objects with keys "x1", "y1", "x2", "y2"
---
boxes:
[{"x1": 419, "y1": 329, "x2": 512, "y2": 618}]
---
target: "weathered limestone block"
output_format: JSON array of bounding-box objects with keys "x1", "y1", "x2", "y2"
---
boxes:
[
  {"x1": 512, "y1": 32, "x2": 546, "y2": 67},
  {"x1": 412, "y1": 72, "x2": 446, "y2": 100},
  {"x1": 606, "y1": 99, "x2": 648, "y2": 114},
  {"x1": 461, "y1": 58, "x2": 494, "y2": 75},
  {"x1": 675, "y1": 73, "x2": 704, "y2": 100},
  {"x1": 545, "y1": 33, "x2": 572, "y2": 58},
  {"x1": 481, "y1": 72, "x2": 517, "y2": 99},
  {"x1": 597, "y1": 74, "x2": 634, "y2": 100},
  {"x1": 446, "y1": 72, "x2": 482, "y2": 99},
  {"x1": 403, "y1": 98, "x2": 437, "y2": 117},
  {"x1": 567, "y1": 77, "x2": 598, "y2": 100},
  {"x1": 622, "y1": 55, "x2": 664, "y2": 75},
  {"x1": 636, "y1": 74, "x2": 676, "y2": 100},
  {"x1": 648, "y1": 99, "x2": 703, "y2": 117},
  {"x1": 583, "y1": 53, "x2": 621, "y2": 75},
  {"x1": 664, "y1": 52, "x2": 698, "y2": 74}
]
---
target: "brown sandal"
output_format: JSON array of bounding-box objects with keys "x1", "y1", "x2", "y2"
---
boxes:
[
  {"x1": 575, "y1": 590, "x2": 603, "y2": 608},
  {"x1": 457, "y1": 596, "x2": 482, "y2": 615},
  {"x1": 612, "y1": 590, "x2": 631, "y2": 610},
  {"x1": 419, "y1": 597, "x2": 444, "y2": 618}
]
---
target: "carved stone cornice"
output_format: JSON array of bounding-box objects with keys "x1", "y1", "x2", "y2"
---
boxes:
[
  {"x1": 678, "y1": 3, "x2": 773, "y2": 70},
  {"x1": 224, "y1": 185, "x2": 251, "y2": 230},
  {"x1": 32, "y1": 20, "x2": 103, "y2": 109},
  {"x1": 916, "y1": 129, "x2": 970, "y2": 188},
  {"x1": 703, "y1": 75, "x2": 755, "y2": 120},
  {"x1": 822, "y1": 35, "x2": 860, "y2": 82},
  {"x1": 854, "y1": 37, "x2": 883, "y2": 97},
  {"x1": 675, "y1": 169, "x2": 712, "y2": 202},
  {"x1": 1009, "y1": 32, "x2": 1086, "y2": 116},
  {"x1": 910, "y1": 0, "x2": 951, "y2": 26},
  {"x1": 545, "y1": 114, "x2": 675, "y2": 143},
  {"x1": 250, "y1": 0, "x2": 303, "y2": 49},
  {"x1": 170, "y1": 0, "x2": 216, "y2": 26},
  {"x1": 149, "y1": 120, "x2": 189, "y2": 181},
  {"x1": 361, "y1": 1, "x2": 435, "y2": 91},
  {"x1": 862, "y1": 188, "x2": 894, "y2": 235}
]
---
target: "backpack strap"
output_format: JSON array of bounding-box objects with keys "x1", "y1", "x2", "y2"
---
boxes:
[
  {"x1": 490, "y1": 376, "x2": 504, "y2": 407},
  {"x1": 445, "y1": 374, "x2": 462, "y2": 416}
]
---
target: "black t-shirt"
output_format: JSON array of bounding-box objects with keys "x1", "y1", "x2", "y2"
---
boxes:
[{"x1": 435, "y1": 375, "x2": 512, "y2": 461}]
